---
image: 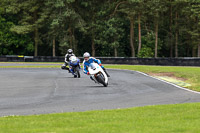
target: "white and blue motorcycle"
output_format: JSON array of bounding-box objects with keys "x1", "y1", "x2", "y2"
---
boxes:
[
  {"x1": 69, "y1": 56, "x2": 81, "y2": 78},
  {"x1": 88, "y1": 63, "x2": 108, "y2": 87}
]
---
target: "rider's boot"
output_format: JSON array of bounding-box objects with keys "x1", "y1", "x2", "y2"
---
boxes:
[
  {"x1": 67, "y1": 67, "x2": 71, "y2": 73},
  {"x1": 102, "y1": 68, "x2": 110, "y2": 77},
  {"x1": 65, "y1": 67, "x2": 70, "y2": 73}
]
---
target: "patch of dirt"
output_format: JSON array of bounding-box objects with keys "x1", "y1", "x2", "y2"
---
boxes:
[{"x1": 148, "y1": 72, "x2": 187, "y2": 81}]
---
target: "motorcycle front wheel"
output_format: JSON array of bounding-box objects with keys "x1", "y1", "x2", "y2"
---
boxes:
[{"x1": 96, "y1": 74, "x2": 108, "y2": 87}]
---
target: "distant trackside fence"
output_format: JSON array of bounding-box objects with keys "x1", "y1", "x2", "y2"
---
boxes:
[{"x1": 0, "y1": 55, "x2": 200, "y2": 66}]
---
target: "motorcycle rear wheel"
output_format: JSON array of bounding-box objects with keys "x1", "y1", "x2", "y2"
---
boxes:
[{"x1": 75, "y1": 67, "x2": 80, "y2": 78}]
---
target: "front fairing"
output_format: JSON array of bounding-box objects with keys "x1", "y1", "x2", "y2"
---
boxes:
[
  {"x1": 88, "y1": 63, "x2": 101, "y2": 75},
  {"x1": 88, "y1": 63, "x2": 108, "y2": 84},
  {"x1": 70, "y1": 58, "x2": 80, "y2": 66}
]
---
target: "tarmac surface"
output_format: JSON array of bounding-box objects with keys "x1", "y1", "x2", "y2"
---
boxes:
[{"x1": 0, "y1": 66, "x2": 200, "y2": 116}]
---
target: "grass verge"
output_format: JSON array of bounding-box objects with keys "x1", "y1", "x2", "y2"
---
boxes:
[
  {"x1": 0, "y1": 103, "x2": 200, "y2": 133},
  {"x1": 0, "y1": 65, "x2": 61, "y2": 68}
]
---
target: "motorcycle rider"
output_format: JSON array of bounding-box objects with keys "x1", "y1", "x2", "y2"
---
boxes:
[
  {"x1": 61, "y1": 49, "x2": 75, "y2": 72},
  {"x1": 68, "y1": 56, "x2": 81, "y2": 77},
  {"x1": 83, "y1": 52, "x2": 110, "y2": 77}
]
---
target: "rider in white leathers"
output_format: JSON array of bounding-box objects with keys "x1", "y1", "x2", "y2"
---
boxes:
[{"x1": 61, "y1": 49, "x2": 75, "y2": 72}]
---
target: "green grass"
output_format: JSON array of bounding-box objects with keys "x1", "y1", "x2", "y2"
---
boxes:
[
  {"x1": 0, "y1": 62, "x2": 63, "y2": 64},
  {"x1": 0, "y1": 62, "x2": 62, "y2": 68},
  {"x1": 105, "y1": 65, "x2": 200, "y2": 92},
  {"x1": 0, "y1": 65, "x2": 61, "y2": 68},
  {"x1": 0, "y1": 103, "x2": 200, "y2": 133}
]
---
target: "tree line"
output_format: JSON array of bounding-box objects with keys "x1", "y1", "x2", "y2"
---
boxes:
[{"x1": 0, "y1": 0, "x2": 200, "y2": 57}]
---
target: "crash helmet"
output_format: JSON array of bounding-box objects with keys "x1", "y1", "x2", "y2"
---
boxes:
[
  {"x1": 67, "y1": 49, "x2": 73, "y2": 54},
  {"x1": 83, "y1": 52, "x2": 90, "y2": 61},
  {"x1": 70, "y1": 56, "x2": 78, "y2": 64}
]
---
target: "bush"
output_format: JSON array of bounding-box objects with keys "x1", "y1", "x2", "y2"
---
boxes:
[{"x1": 138, "y1": 46, "x2": 154, "y2": 57}]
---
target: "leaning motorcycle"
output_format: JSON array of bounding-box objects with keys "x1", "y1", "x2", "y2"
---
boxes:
[
  {"x1": 88, "y1": 63, "x2": 108, "y2": 87},
  {"x1": 69, "y1": 56, "x2": 81, "y2": 78}
]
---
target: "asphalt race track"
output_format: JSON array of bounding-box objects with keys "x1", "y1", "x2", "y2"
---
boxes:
[{"x1": 0, "y1": 67, "x2": 200, "y2": 116}]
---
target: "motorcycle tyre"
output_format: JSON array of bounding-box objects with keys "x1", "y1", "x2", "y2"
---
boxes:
[
  {"x1": 75, "y1": 67, "x2": 81, "y2": 78},
  {"x1": 96, "y1": 74, "x2": 108, "y2": 87}
]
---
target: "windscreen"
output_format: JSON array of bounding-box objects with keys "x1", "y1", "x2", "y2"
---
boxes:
[
  {"x1": 70, "y1": 56, "x2": 77, "y2": 64},
  {"x1": 89, "y1": 63, "x2": 96, "y2": 69}
]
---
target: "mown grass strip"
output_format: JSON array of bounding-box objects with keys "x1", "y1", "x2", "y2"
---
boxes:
[
  {"x1": 0, "y1": 62, "x2": 63, "y2": 64},
  {"x1": 0, "y1": 103, "x2": 200, "y2": 133},
  {"x1": 0, "y1": 65, "x2": 60, "y2": 68}
]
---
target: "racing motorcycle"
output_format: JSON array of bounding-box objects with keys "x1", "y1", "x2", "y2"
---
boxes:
[
  {"x1": 69, "y1": 56, "x2": 81, "y2": 78},
  {"x1": 88, "y1": 63, "x2": 108, "y2": 87}
]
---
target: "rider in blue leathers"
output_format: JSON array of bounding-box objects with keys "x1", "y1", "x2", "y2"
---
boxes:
[
  {"x1": 69, "y1": 56, "x2": 81, "y2": 76},
  {"x1": 83, "y1": 52, "x2": 110, "y2": 77}
]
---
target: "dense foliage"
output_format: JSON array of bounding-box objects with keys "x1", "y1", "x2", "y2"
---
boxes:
[{"x1": 0, "y1": 0, "x2": 200, "y2": 57}]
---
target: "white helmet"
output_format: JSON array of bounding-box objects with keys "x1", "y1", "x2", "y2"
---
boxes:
[
  {"x1": 83, "y1": 52, "x2": 90, "y2": 61},
  {"x1": 67, "y1": 49, "x2": 73, "y2": 54},
  {"x1": 69, "y1": 56, "x2": 77, "y2": 64}
]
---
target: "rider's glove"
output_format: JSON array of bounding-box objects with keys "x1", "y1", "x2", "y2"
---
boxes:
[
  {"x1": 87, "y1": 72, "x2": 90, "y2": 75},
  {"x1": 99, "y1": 64, "x2": 102, "y2": 66}
]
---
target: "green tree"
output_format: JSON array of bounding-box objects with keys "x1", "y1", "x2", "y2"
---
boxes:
[
  {"x1": 42, "y1": 0, "x2": 84, "y2": 56},
  {"x1": 0, "y1": 15, "x2": 34, "y2": 55},
  {"x1": 5, "y1": 0, "x2": 46, "y2": 56},
  {"x1": 114, "y1": 0, "x2": 136, "y2": 57},
  {"x1": 188, "y1": 2, "x2": 200, "y2": 57},
  {"x1": 0, "y1": 0, "x2": 34, "y2": 55},
  {"x1": 96, "y1": 16, "x2": 125, "y2": 57},
  {"x1": 146, "y1": 0, "x2": 167, "y2": 57},
  {"x1": 77, "y1": 0, "x2": 109, "y2": 56}
]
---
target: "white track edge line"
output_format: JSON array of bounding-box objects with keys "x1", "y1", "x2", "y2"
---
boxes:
[{"x1": 109, "y1": 68, "x2": 200, "y2": 95}]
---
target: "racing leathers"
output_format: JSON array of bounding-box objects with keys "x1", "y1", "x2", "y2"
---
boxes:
[
  {"x1": 65, "y1": 53, "x2": 75, "y2": 66},
  {"x1": 69, "y1": 56, "x2": 81, "y2": 76},
  {"x1": 83, "y1": 57, "x2": 110, "y2": 77},
  {"x1": 61, "y1": 53, "x2": 75, "y2": 71}
]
